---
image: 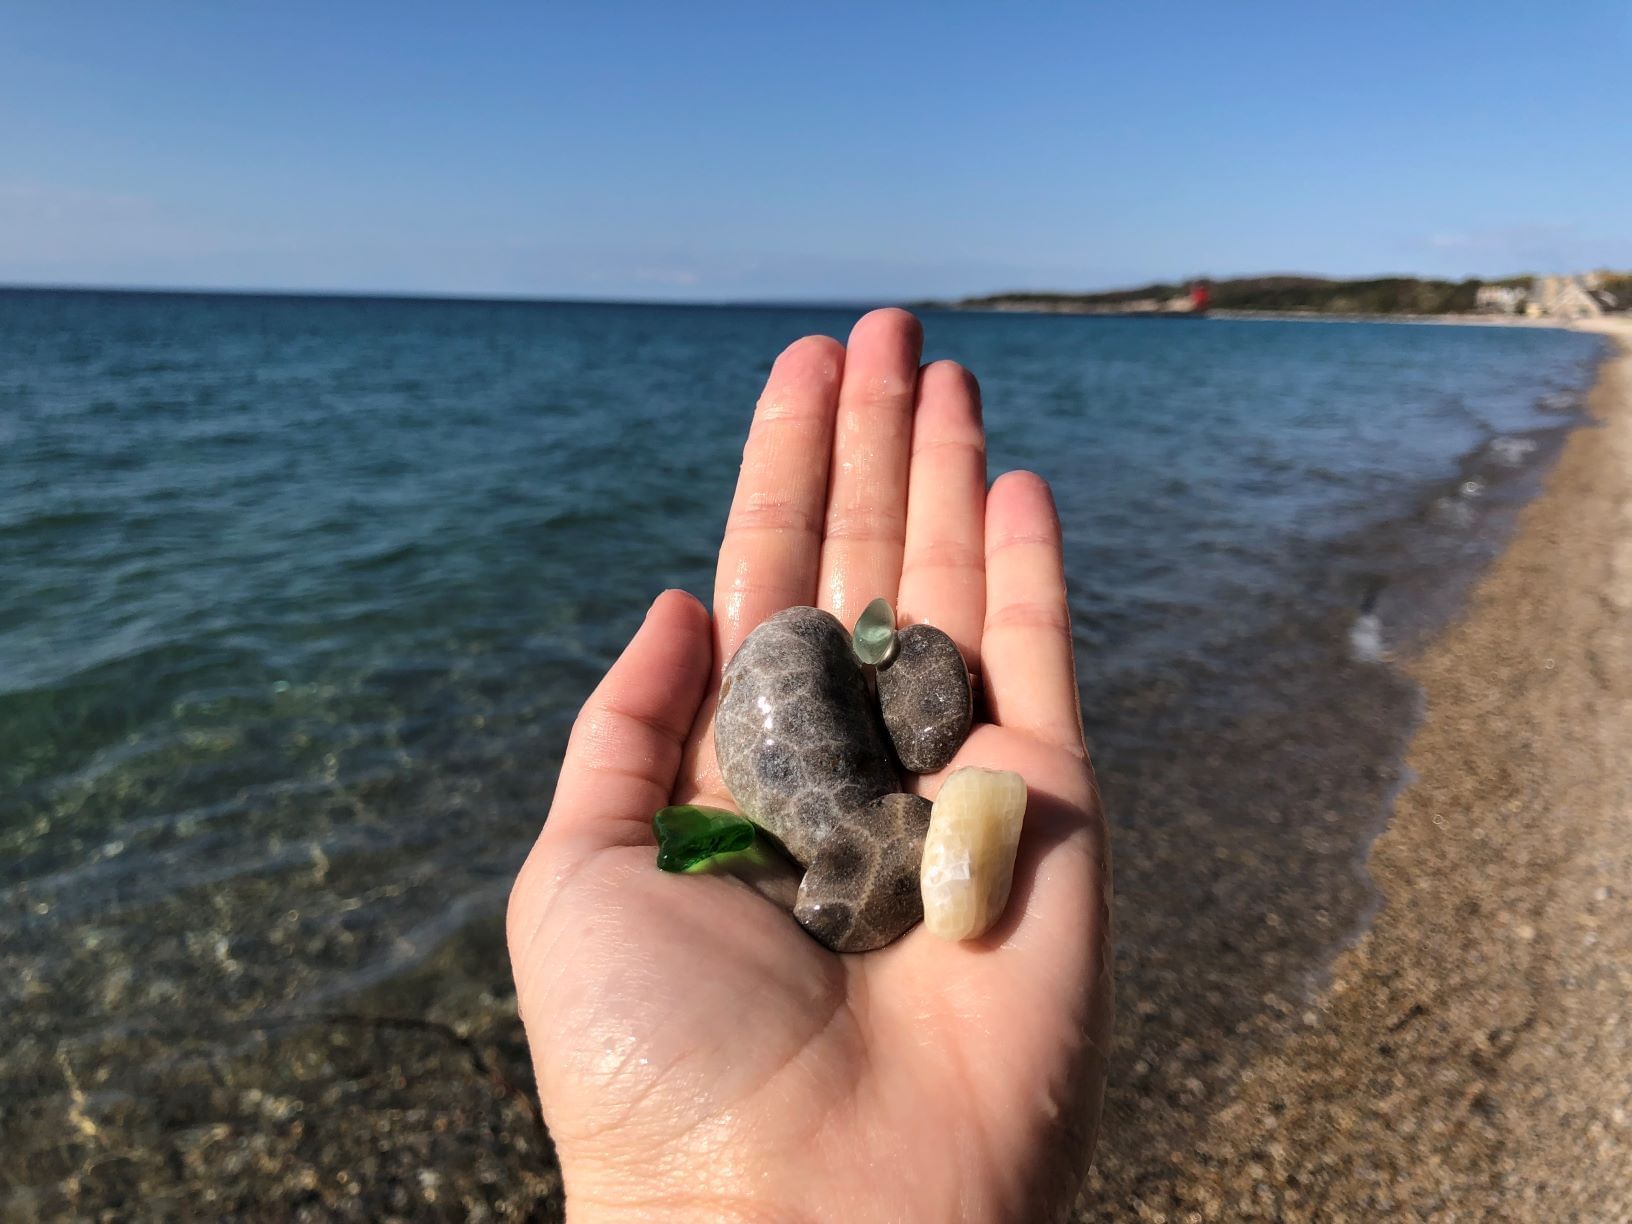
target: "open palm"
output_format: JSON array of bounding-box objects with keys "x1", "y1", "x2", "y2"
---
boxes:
[{"x1": 508, "y1": 310, "x2": 1113, "y2": 1222}]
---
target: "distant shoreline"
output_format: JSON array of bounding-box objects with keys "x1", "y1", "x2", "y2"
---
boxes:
[
  {"x1": 925, "y1": 271, "x2": 1630, "y2": 323},
  {"x1": 0, "y1": 283, "x2": 892, "y2": 312},
  {"x1": 1210, "y1": 308, "x2": 1574, "y2": 328},
  {"x1": 920, "y1": 302, "x2": 1591, "y2": 330}
]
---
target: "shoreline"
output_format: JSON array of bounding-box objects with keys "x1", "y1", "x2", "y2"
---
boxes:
[
  {"x1": 1098, "y1": 317, "x2": 1632, "y2": 1217},
  {"x1": 928, "y1": 302, "x2": 1597, "y2": 329},
  {"x1": 1209, "y1": 308, "x2": 1577, "y2": 329}
]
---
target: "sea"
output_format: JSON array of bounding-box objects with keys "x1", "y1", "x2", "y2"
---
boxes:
[{"x1": 0, "y1": 289, "x2": 1606, "y2": 1212}]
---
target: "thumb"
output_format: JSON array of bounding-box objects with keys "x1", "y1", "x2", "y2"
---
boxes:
[
  {"x1": 508, "y1": 588, "x2": 711, "y2": 972},
  {"x1": 539, "y1": 588, "x2": 711, "y2": 853}
]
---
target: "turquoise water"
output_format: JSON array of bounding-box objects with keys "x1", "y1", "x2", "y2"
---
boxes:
[{"x1": 0, "y1": 290, "x2": 1604, "y2": 1193}]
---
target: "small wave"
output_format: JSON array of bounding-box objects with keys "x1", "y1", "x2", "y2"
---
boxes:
[
  {"x1": 0, "y1": 506, "x2": 114, "y2": 537},
  {"x1": 283, "y1": 879, "x2": 512, "y2": 1013},
  {"x1": 1486, "y1": 435, "x2": 1538, "y2": 468},
  {"x1": 0, "y1": 810, "x2": 433, "y2": 934},
  {"x1": 1348, "y1": 612, "x2": 1387, "y2": 663},
  {"x1": 1430, "y1": 495, "x2": 1475, "y2": 528}
]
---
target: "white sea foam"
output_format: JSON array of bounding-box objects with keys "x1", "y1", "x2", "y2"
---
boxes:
[
  {"x1": 1348, "y1": 612, "x2": 1386, "y2": 663},
  {"x1": 1488, "y1": 435, "x2": 1537, "y2": 468}
]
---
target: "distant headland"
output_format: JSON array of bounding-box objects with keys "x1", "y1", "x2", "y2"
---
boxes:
[{"x1": 926, "y1": 271, "x2": 1632, "y2": 321}]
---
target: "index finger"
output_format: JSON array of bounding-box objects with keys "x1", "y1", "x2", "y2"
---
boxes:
[
  {"x1": 683, "y1": 336, "x2": 844, "y2": 801},
  {"x1": 713, "y1": 335, "x2": 844, "y2": 664}
]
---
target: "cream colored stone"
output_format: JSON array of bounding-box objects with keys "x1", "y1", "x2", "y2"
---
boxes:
[{"x1": 920, "y1": 767, "x2": 1027, "y2": 941}]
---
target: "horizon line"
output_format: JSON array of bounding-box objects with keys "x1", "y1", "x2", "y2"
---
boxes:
[
  {"x1": 2, "y1": 269, "x2": 1595, "y2": 312},
  {"x1": 0, "y1": 280, "x2": 913, "y2": 311}
]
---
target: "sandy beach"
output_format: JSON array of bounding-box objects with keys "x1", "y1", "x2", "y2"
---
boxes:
[{"x1": 1089, "y1": 317, "x2": 1632, "y2": 1219}]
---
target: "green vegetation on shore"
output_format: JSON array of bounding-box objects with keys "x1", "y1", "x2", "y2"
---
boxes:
[{"x1": 939, "y1": 274, "x2": 1532, "y2": 316}]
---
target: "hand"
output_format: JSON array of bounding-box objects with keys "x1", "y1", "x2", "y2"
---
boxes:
[{"x1": 507, "y1": 309, "x2": 1112, "y2": 1222}]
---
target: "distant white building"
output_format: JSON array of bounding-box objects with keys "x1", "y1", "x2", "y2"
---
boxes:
[
  {"x1": 1532, "y1": 275, "x2": 1604, "y2": 319},
  {"x1": 1475, "y1": 284, "x2": 1527, "y2": 314}
]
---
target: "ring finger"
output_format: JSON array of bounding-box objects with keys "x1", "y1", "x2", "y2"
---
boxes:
[{"x1": 818, "y1": 309, "x2": 922, "y2": 628}]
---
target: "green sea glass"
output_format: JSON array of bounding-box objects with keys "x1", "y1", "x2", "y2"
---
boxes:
[
  {"x1": 852, "y1": 597, "x2": 898, "y2": 666},
  {"x1": 652, "y1": 805, "x2": 757, "y2": 872}
]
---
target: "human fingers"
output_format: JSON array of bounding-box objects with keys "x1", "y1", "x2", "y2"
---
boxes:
[
  {"x1": 896, "y1": 360, "x2": 987, "y2": 671},
  {"x1": 507, "y1": 589, "x2": 712, "y2": 988},
  {"x1": 527, "y1": 589, "x2": 712, "y2": 856},
  {"x1": 981, "y1": 472, "x2": 1085, "y2": 757},
  {"x1": 713, "y1": 335, "x2": 845, "y2": 664},
  {"x1": 817, "y1": 308, "x2": 922, "y2": 627}
]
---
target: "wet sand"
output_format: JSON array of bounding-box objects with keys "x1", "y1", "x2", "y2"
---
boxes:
[{"x1": 1084, "y1": 317, "x2": 1632, "y2": 1219}]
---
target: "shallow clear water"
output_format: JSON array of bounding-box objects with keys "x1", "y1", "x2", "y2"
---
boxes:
[{"x1": 0, "y1": 290, "x2": 1605, "y2": 1197}]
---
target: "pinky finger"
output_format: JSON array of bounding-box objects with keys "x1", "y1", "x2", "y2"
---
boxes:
[{"x1": 981, "y1": 471, "x2": 1085, "y2": 757}]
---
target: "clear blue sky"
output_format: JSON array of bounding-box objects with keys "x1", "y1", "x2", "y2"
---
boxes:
[{"x1": 3, "y1": 2, "x2": 1629, "y2": 300}]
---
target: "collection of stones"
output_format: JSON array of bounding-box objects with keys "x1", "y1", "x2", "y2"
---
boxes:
[{"x1": 652, "y1": 599, "x2": 1027, "y2": 952}]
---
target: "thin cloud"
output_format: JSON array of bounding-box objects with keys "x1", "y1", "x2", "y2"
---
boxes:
[{"x1": 1412, "y1": 223, "x2": 1621, "y2": 273}]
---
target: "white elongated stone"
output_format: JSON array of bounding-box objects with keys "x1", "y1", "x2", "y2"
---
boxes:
[{"x1": 920, "y1": 767, "x2": 1027, "y2": 941}]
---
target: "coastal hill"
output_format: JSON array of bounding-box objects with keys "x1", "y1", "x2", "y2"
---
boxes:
[{"x1": 934, "y1": 272, "x2": 1632, "y2": 318}]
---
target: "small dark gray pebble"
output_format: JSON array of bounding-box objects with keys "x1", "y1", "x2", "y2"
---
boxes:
[
  {"x1": 793, "y1": 794, "x2": 931, "y2": 952},
  {"x1": 876, "y1": 624, "x2": 973, "y2": 773}
]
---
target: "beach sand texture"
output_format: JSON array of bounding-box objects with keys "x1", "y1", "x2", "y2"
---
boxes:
[{"x1": 1087, "y1": 318, "x2": 1632, "y2": 1220}]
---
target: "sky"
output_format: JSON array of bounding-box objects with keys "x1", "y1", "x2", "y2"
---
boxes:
[{"x1": 3, "y1": 2, "x2": 1630, "y2": 301}]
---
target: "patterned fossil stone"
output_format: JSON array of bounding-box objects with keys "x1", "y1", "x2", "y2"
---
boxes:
[
  {"x1": 793, "y1": 793, "x2": 931, "y2": 952},
  {"x1": 876, "y1": 623, "x2": 973, "y2": 773},
  {"x1": 713, "y1": 605, "x2": 979, "y2": 952},
  {"x1": 715, "y1": 606, "x2": 899, "y2": 867}
]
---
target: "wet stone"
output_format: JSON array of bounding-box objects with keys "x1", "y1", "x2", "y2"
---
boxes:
[
  {"x1": 713, "y1": 606, "x2": 976, "y2": 952},
  {"x1": 714, "y1": 606, "x2": 898, "y2": 866},
  {"x1": 920, "y1": 768, "x2": 1026, "y2": 942},
  {"x1": 794, "y1": 794, "x2": 931, "y2": 952},
  {"x1": 876, "y1": 624, "x2": 973, "y2": 773}
]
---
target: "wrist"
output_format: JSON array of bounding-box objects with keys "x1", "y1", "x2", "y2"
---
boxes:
[
  {"x1": 561, "y1": 1146, "x2": 814, "y2": 1224},
  {"x1": 566, "y1": 1179, "x2": 811, "y2": 1224}
]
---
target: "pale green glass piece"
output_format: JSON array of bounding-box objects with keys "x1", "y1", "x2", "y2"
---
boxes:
[{"x1": 852, "y1": 597, "x2": 898, "y2": 666}]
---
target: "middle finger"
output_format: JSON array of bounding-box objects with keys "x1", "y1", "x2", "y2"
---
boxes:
[{"x1": 818, "y1": 308, "x2": 923, "y2": 627}]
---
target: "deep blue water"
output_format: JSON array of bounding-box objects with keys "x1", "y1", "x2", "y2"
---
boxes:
[{"x1": 0, "y1": 290, "x2": 1604, "y2": 1061}]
